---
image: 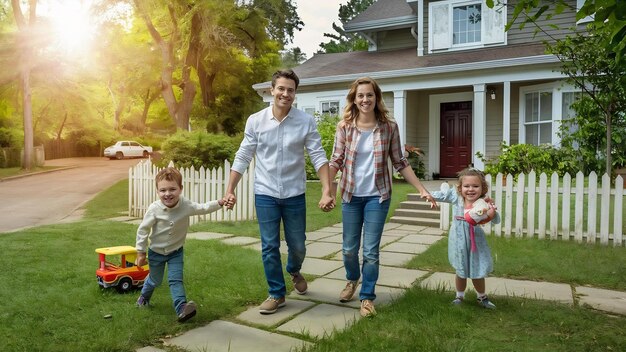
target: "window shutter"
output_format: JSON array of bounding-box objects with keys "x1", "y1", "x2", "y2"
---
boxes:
[
  {"x1": 482, "y1": 4, "x2": 505, "y2": 44},
  {"x1": 430, "y1": 3, "x2": 450, "y2": 50}
]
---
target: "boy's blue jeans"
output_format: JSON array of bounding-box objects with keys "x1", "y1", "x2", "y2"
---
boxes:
[
  {"x1": 255, "y1": 194, "x2": 306, "y2": 299},
  {"x1": 140, "y1": 247, "x2": 187, "y2": 314},
  {"x1": 342, "y1": 196, "x2": 390, "y2": 301}
]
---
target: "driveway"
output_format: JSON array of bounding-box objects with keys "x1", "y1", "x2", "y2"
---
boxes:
[{"x1": 0, "y1": 157, "x2": 142, "y2": 233}]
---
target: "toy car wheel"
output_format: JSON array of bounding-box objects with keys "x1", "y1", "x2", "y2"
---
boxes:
[{"x1": 116, "y1": 278, "x2": 133, "y2": 293}]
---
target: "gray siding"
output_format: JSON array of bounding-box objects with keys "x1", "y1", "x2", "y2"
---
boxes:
[
  {"x1": 376, "y1": 29, "x2": 417, "y2": 51},
  {"x1": 507, "y1": 0, "x2": 578, "y2": 45}
]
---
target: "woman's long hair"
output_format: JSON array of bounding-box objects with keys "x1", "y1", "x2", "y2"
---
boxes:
[{"x1": 341, "y1": 77, "x2": 391, "y2": 124}]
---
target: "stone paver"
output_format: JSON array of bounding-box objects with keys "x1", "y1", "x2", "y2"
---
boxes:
[
  {"x1": 187, "y1": 232, "x2": 233, "y2": 240},
  {"x1": 421, "y1": 272, "x2": 573, "y2": 304},
  {"x1": 276, "y1": 303, "x2": 360, "y2": 338},
  {"x1": 375, "y1": 266, "x2": 429, "y2": 288},
  {"x1": 220, "y1": 236, "x2": 260, "y2": 246},
  {"x1": 315, "y1": 233, "x2": 342, "y2": 243},
  {"x1": 379, "y1": 251, "x2": 416, "y2": 267},
  {"x1": 166, "y1": 320, "x2": 310, "y2": 352},
  {"x1": 305, "y1": 241, "x2": 342, "y2": 258},
  {"x1": 236, "y1": 299, "x2": 316, "y2": 327},
  {"x1": 306, "y1": 230, "x2": 341, "y2": 240},
  {"x1": 136, "y1": 347, "x2": 165, "y2": 352},
  {"x1": 577, "y1": 286, "x2": 626, "y2": 315},
  {"x1": 381, "y1": 242, "x2": 430, "y2": 255},
  {"x1": 399, "y1": 234, "x2": 445, "y2": 245},
  {"x1": 300, "y1": 257, "x2": 344, "y2": 276}
]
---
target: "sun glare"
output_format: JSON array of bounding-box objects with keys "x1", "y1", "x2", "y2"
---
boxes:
[{"x1": 44, "y1": 0, "x2": 96, "y2": 56}]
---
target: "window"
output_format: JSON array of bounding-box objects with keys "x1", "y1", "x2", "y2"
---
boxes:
[
  {"x1": 524, "y1": 91, "x2": 553, "y2": 145},
  {"x1": 429, "y1": 0, "x2": 505, "y2": 52},
  {"x1": 321, "y1": 101, "x2": 340, "y2": 115},
  {"x1": 303, "y1": 107, "x2": 315, "y2": 117},
  {"x1": 453, "y1": 4, "x2": 481, "y2": 44}
]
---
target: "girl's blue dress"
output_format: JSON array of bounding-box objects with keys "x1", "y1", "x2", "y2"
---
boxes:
[{"x1": 431, "y1": 187, "x2": 501, "y2": 279}]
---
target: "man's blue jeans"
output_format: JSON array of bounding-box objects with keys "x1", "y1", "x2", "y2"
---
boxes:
[
  {"x1": 342, "y1": 196, "x2": 390, "y2": 301},
  {"x1": 255, "y1": 194, "x2": 306, "y2": 298},
  {"x1": 140, "y1": 247, "x2": 187, "y2": 314}
]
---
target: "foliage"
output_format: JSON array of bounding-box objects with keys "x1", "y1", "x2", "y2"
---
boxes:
[
  {"x1": 305, "y1": 113, "x2": 339, "y2": 179},
  {"x1": 547, "y1": 25, "x2": 626, "y2": 174},
  {"x1": 405, "y1": 144, "x2": 426, "y2": 179},
  {"x1": 318, "y1": 0, "x2": 374, "y2": 54},
  {"x1": 157, "y1": 130, "x2": 242, "y2": 169},
  {"x1": 280, "y1": 47, "x2": 307, "y2": 67},
  {"x1": 476, "y1": 142, "x2": 579, "y2": 177}
]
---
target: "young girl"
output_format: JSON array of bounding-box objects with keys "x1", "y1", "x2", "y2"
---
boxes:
[{"x1": 431, "y1": 168, "x2": 500, "y2": 309}]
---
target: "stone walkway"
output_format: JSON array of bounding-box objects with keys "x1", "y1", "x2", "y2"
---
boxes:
[{"x1": 124, "y1": 222, "x2": 626, "y2": 352}]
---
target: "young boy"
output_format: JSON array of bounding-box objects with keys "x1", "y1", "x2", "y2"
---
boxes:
[{"x1": 135, "y1": 167, "x2": 225, "y2": 322}]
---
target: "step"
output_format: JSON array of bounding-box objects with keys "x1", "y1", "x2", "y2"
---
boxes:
[
  {"x1": 406, "y1": 193, "x2": 438, "y2": 203},
  {"x1": 399, "y1": 201, "x2": 440, "y2": 211},
  {"x1": 393, "y1": 208, "x2": 439, "y2": 219},
  {"x1": 389, "y1": 216, "x2": 440, "y2": 227}
]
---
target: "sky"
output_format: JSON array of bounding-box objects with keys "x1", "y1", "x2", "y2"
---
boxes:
[{"x1": 288, "y1": 0, "x2": 343, "y2": 59}]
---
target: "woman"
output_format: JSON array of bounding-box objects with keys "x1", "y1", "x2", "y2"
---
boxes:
[{"x1": 329, "y1": 77, "x2": 437, "y2": 317}]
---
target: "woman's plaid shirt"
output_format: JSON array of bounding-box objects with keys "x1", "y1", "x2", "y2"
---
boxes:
[{"x1": 330, "y1": 120, "x2": 409, "y2": 203}]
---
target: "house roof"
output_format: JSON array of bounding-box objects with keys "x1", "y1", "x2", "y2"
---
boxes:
[
  {"x1": 344, "y1": 0, "x2": 416, "y2": 32},
  {"x1": 347, "y1": 0, "x2": 414, "y2": 26},
  {"x1": 254, "y1": 43, "x2": 557, "y2": 89}
]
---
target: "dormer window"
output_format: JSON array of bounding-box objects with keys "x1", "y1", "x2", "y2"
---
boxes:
[{"x1": 429, "y1": 0, "x2": 506, "y2": 52}]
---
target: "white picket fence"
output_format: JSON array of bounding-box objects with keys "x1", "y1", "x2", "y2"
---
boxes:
[
  {"x1": 439, "y1": 171, "x2": 625, "y2": 247},
  {"x1": 128, "y1": 159, "x2": 256, "y2": 225}
]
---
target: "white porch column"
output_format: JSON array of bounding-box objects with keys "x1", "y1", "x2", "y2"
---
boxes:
[
  {"x1": 393, "y1": 90, "x2": 407, "y2": 146},
  {"x1": 503, "y1": 81, "x2": 511, "y2": 145},
  {"x1": 473, "y1": 84, "x2": 487, "y2": 169}
]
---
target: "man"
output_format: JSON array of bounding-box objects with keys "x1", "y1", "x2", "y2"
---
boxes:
[{"x1": 225, "y1": 69, "x2": 335, "y2": 314}]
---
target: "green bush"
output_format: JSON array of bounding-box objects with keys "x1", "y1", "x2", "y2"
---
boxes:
[
  {"x1": 405, "y1": 145, "x2": 426, "y2": 179},
  {"x1": 157, "y1": 130, "x2": 242, "y2": 169},
  {"x1": 305, "y1": 113, "x2": 340, "y2": 180},
  {"x1": 477, "y1": 142, "x2": 579, "y2": 177}
]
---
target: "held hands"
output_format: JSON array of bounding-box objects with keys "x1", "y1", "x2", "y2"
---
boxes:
[
  {"x1": 319, "y1": 194, "x2": 335, "y2": 212},
  {"x1": 223, "y1": 193, "x2": 237, "y2": 210},
  {"x1": 135, "y1": 252, "x2": 147, "y2": 267},
  {"x1": 421, "y1": 192, "x2": 438, "y2": 209}
]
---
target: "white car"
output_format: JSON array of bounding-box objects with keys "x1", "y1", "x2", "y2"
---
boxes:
[{"x1": 104, "y1": 141, "x2": 153, "y2": 160}]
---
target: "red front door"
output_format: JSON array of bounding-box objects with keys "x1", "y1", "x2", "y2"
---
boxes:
[{"x1": 440, "y1": 101, "x2": 472, "y2": 178}]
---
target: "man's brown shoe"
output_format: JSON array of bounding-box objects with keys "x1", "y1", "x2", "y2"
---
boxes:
[
  {"x1": 290, "y1": 272, "x2": 308, "y2": 295},
  {"x1": 339, "y1": 280, "x2": 358, "y2": 302},
  {"x1": 360, "y1": 299, "x2": 376, "y2": 317},
  {"x1": 259, "y1": 296, "x2": 286, "y2": 314}
]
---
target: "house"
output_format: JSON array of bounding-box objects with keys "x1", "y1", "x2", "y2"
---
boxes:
[{"x1": 253, "y1": 0, "x2": 588, "y2": 179}]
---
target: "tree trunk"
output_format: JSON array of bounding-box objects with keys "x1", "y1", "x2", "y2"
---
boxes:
[{"x1": 21, "y1": 68, "x2": 33, "y2": 170}]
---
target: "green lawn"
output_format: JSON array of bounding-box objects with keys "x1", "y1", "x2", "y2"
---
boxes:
[{"x1": 0, "y1": 179, "x2": 623, "y2": 351}]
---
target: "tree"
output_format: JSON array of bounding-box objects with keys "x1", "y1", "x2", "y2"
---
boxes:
[
  {"x1": 318, "y1": 0, "x2": 374, "y2": 54},
  {"x1": 10, "y1": 0, "x2": 37, "y2": 169},
  {"x1": 493, "y1": 0, "x2": 626, "y2": 174},
  {"x1": 551, "y1": 27, "x2": 626, "y2": 174},
  {"x1": 497, "y1": 0, "x2": 626, "y2": 63},
  {"x1": 280, "y1": 47, "x2": 306, "y2": 67}
]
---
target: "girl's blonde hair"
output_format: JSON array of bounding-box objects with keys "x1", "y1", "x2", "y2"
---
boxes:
[
  {"x1": 456, "y1": 168, "x2": 489, "y2": 197},
  {"x1": 341, "y1": 77, "x2": 391, "y2": 124}
]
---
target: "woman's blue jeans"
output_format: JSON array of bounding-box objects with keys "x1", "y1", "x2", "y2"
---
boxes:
[
  {"x1": 255, "y1": 194, "x2": 306, "y2": 299},
  {"x1": 342, "y1": 196, "x2": 390, "y2": 301},
  {"x1": 140, "y1": 247, "x2": 187, "y2": 314}
]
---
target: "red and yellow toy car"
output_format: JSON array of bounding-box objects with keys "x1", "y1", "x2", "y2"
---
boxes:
[{"x1": 96, "y1": 246, "x2": 149, "y2": 293}]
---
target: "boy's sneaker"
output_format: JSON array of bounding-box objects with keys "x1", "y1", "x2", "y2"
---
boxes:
[
  {"x1": 451, "y1": 296, "x2": 464, "y2": 305},
  {"x1": 259, "y1": 296, "x2": 286, "y2": 314},
  {"x1": 290, "y1": 272, "x2": 308, "y2": 295},
  {"x1": 136, "y1": 295, "x2": 150, "y2": 307},
  {"x1": 339, "y1": 281, "x2": 358, "y2": 303},
  {"x1": 360, "y1": 299, "x2": 376, "y2": 317},
  {"x1": 177, "y1": 301, "x2": 197, "y2": 322},
  {"x1": 477, "y1": 296, "x2": 496, "y2": 309}
]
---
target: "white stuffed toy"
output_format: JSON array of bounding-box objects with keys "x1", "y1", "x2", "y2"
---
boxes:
[{"x1": 464, "y1": 198, "x2": 494, "y2": 225}]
